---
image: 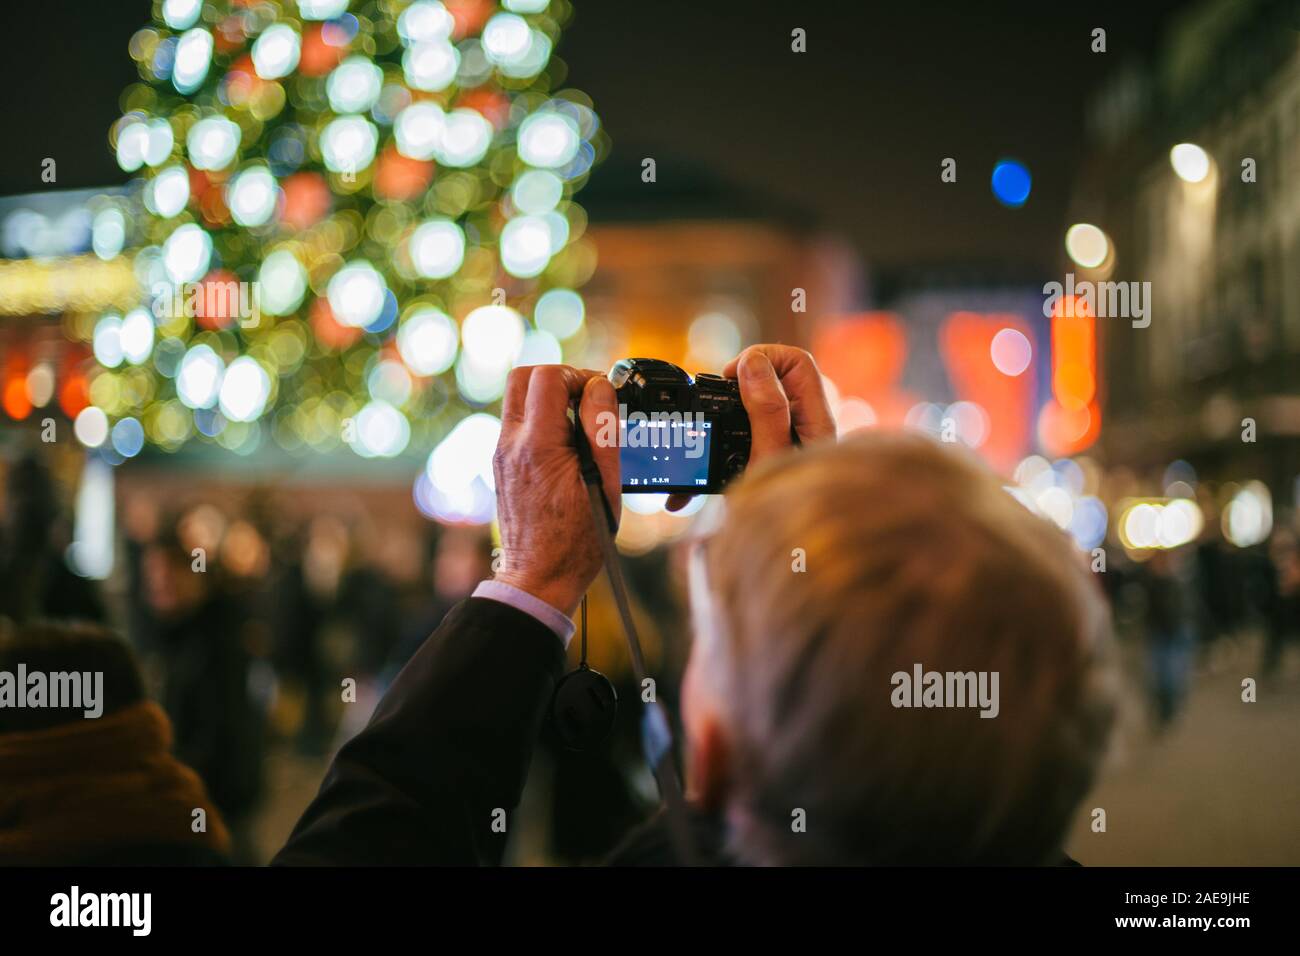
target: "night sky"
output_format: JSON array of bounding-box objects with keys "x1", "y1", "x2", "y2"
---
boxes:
[{"x1": 0, "y1": 0, "x2": 1197, "y2": 272}]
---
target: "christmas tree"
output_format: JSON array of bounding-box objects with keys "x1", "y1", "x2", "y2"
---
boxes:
[{"x1": 84, "y1": 0, "x2": 601, "y2": 484}]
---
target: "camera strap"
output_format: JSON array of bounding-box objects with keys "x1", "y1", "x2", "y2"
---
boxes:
[{"x1": 573, "y1": 412, "x2": 699, "y2": 866}]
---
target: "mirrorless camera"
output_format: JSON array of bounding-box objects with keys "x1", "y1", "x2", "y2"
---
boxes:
[{"x1": 608, "y1": 358, "x2": 751, "y2": 494}]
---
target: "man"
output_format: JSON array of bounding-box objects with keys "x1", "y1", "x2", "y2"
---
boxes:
[{"x1": 276, "y1": 345, "x2": 1116, "y2": 865}]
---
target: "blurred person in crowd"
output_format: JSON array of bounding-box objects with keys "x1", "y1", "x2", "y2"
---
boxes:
[
  {"x1": 0, "y1": 619, "x2": 230, "y2": 865},
  {"x1": 266, "y1": 522, "x2": 330, "y2": 754},
  {"x1": 276, "y1": 346, "x2": 1117, "y2": 866},
  {"x1": 1262, "y1": 526, "x2": 1300, "y2": 676},
  {"x1": 1193, "y1": 491, "x2": 1243, "y2": 652},
  {"x1": 322, "y1": 523, "x2": 405, "y2": 747},
  {"x1": 385, "y1": 525, "x2": 493, "y2": 680},
  {"x1": 0, "y1": 455, "x2": 103, "y2": 626},
  {"x1": 1141, "y1": 547, "x2": 1200, "y2": 729},
  {"x1": 140, "y1": 525, "x2": 263, "y2": 863},
  {"x1": 335, "y1": 528, "x2": 401, "y2": 681}
]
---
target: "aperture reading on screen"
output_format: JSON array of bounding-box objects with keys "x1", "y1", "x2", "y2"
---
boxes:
[{"x1": 620, "y1": 418, "x2": 711, "y2": 490}]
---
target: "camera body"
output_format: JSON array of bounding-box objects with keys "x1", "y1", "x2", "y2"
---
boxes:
[{"x1": 609, "y1": 358, "x2": 751, "y2": 494}]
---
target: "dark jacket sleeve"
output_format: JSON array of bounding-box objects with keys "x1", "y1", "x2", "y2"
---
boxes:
[{"x1": 272, "y1": 597, "x2": 566, "y2": 866}]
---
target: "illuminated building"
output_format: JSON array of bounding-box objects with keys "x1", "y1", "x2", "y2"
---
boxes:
[{"x1": 1075, "y1": 0, "x2": 1300, "y2": 514}]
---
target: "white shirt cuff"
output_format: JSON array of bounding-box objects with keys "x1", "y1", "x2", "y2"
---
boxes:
[{"x1": 472, "y1": 580, "x2": 576, "y2": 649}]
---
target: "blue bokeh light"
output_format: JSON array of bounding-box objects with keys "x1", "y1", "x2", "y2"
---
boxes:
[{"x1": 991, "y1": 159, "x2": 1032, "y2": 208}]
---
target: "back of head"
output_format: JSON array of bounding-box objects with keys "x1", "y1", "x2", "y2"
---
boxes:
[
  {"x1": 696, "y1": 431, "x2": 1117, "y2": 865},
  {"x1": 0, "y1": 619, "x2": 232, "y2": 864},
  {"x1": 0, "y1": 620, "x2": 145, "y2": 733}
]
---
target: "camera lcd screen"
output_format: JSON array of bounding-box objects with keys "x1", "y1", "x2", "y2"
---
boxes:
[{"x1": 620, "y1": 417, "x2": 712, "y2": 491}]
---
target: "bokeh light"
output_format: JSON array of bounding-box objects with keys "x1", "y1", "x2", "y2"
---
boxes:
[{"x1": 991, "y1": 159, "x2": 1032, "y2": 207}]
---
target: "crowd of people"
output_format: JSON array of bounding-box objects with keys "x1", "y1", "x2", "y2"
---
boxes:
[{"x1": 0, "y1": 452, "x2": 496, "y2": 863}]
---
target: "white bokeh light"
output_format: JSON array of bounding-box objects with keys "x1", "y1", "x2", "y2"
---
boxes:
[
  {"x1": 218, "y1": 356, "x2": 271, "y2": 422},
  {"x1": 227, "y1": 166, "x2": 279, "y2": 227},
  {"x1": 173, "y1": 28, "x2": 214, "y2": 94},
  {"x1": 298, "y1": 0, "x2": 350, "y2": 19},
  {"x1": 435, "y1": 109, "x2": 492, "y2": 167},
  {"x1": 92, "y1": 208, "x2": 126, "y2": 260},
  {"x1": 327, "y1": 261, "x2": 388, "y2": 328},
  {"x1": 321, "y1": 116, "x2": 379, "y2": 174},
  {"x1": 177, "y1": 344, "x2": 225, "y2": 409},
  {"x1": 403, "y1": 40, "x2": 459, "y2": 92},
  {"x1": 499, "y1": 30, "x2": 551, "y2": 79},
  {"x1": 115, "y1": 122, "x2": 150, "y2": 172},
  {"x1": 398, "y1": 1, "x2": 455, "y2": 43},
  {"x1": 327, "y1": 56, "x2": 384, "y2": 114},
  {"x1": 461, "y1": 304, "x2": 525, "y2": 371},
  {"x1": 93, "y1": 315, "x2": 124, "y2": 368},
  {"x1": 119, "y1": 308, "x2": 155, "y2": 365},
  {"x1": 1170, "y1": 143, "x2": 1211, "y2": 184},
  {"x1": 252, "y1": 24, "x2": 301, "y2": 80},
  {"x1": 533, "y1": 288, "x2": 584, "y2": 340},
  {"x1": 516, "y1": 329, "x2": 562, "y2": 366},
  {"x1": 409, "y1": 220, "x2": 465, "y2": 279},
  {"x1": 163, "y1": 0, "x2": 203, "y2": 30},
  {"x1": 350, "y1": 401, "x2": 411, "y2": 458},
  {"x1": 500, "y1": 216, "x2": 552, "y2": 277},
  {"x1": 1065, "y1": 223, "x2": 1109, "y2": 269},
  {"x1": 148, "y1": 165, "x2": 190, "y2": 218},
  {"x1": 517, "y1": 112, "x2": 579, "y2": 168},
  {"x1": 394, "y1": 102, "x2": 446, "y2": 161},
  {"x1": 990, "y1": 327, "x2": 1032, "y2": 376},
  {"x1": 944, "y1": 400, "x2": 990, "y2": 449},
  {"x1": 187, "y1": 116, "x2": 241, "y2": 171},
  {"x1": 397, "y1": 307, "x2": 459, "y2": 375},
  {"x1": 424, "y1": 413, "x2": 501, "y2": 523},
  {"x1": 144, "y1": 120, "x2": 174, "y2": 167},
  {"x1": 368, "y1": 360, "x2": 413, "y2": 406},
  {"x1": 455, "y1": 356, "x2": 508, "y2": 404},
  {"x1": 511, "y1": 170, "x2": 563, "y2": 214},
  {"x1": 1224, "y1": 482, "x2": 1272, "y2": 548},
  {"x1": 258, "y1": 249, "x2": 308, "y2": 315},
  {"x1": 74, "y1": 406, "x2": 110, "y2": 448},
  {"x1": 482, "y1": 13, "x2": 531, "y2": 65},
  {"x1": 162, "y1": 223, "x2": 212, "y2": 284}
]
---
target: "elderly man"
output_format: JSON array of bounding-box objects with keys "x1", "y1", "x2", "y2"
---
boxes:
[{"x1": 276, "y1": 345, "x2": 1115, "y2": 866}]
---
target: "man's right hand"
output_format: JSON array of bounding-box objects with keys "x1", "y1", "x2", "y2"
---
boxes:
[{"x1": 491, "y1": 365, "x2": 621, "y2": 618}]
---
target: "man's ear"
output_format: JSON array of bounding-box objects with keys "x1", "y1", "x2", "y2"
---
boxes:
[{"x1": 687, "y1": 711, "x2": 732, "y2": 813}]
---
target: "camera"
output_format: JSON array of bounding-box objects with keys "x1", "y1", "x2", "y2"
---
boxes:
[{"x1": 608, "y1": 358, "x2": 751, "y2": 494}]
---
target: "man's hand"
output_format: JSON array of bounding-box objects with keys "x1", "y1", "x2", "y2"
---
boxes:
[
  {"x1": 667, "y1": 345, "x2": 837, "y2": 511},
  {"x1": 491, "y1": 365, "x2": 621, "y2": 618}
]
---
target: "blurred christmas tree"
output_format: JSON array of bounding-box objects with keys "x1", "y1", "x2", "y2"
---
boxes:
[{"x1": 84, "y1": 0, "x2": 602, "y2": 477}]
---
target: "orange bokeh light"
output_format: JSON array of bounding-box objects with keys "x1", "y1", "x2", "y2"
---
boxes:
[
  {"x1": 310, "y1": 296, "x2": 362, "y2": 351},
  {"x1": 1051, "y1": 295, "x2": 1096, "y2": 411},
  {"x1": 374, "y1": 147, "x2": 435, "y2": 201},
  {"x1": 3, "y1": 377, "x2": 32, "y2": 420},
  {"x1": 299, "y1": 25, "x2": 348, "y2": 77},
  {"x1": 280, "y1": 172, "x2": 332, "y2": 232}
]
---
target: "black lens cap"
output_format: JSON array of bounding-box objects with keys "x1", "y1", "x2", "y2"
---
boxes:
[{"x1": 550, "y1": 665, "x2": 618, "y2": 751}]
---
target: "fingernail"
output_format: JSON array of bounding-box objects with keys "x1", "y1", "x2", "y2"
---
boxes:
[
  {"x1": 588, "y1": 376, "x2": 616, "y2": 405},
  {"x1": 740, "y1": 351, "x2": 774, "y2": 381}
]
